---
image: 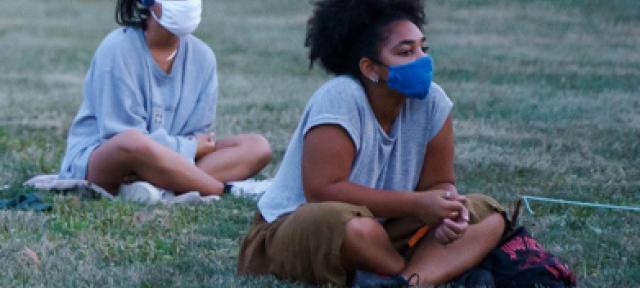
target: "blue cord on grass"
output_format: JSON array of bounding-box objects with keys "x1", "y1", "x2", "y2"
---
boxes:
[{"x1": 522, "y1": 195, "x2": 640, "y2": 214}]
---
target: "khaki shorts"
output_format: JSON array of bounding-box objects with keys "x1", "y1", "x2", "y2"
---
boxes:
[{"x1": 237, "y1": 194, "x2": 504, "y2": 286}]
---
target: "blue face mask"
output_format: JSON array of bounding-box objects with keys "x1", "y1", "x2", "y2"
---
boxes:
[{"x1": 384, "y1": 56, "x2": 434, "y2": 100}]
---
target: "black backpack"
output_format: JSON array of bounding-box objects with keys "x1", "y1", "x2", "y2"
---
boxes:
[{"x1": 448, "y1": 201, "x2": 576, "y2": 288}]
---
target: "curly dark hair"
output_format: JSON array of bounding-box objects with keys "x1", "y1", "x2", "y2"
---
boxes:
[
  {"x1": 115, "y1": 0, "x2": 151, "y2": 29},
  {"x1": 305, "y1": 0, "x2": 426, "y2": 76}
]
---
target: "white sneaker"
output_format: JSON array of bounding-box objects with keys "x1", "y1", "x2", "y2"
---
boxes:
[
  {"x1": 161, "y1": 191, "x2": 221, "y2": 205},
  {"x1": 118, "y1": 181, "x2": 164, "y2": 205},
  {"x1": 227, "y1": 179, "x2": 273, "y2": 200}
]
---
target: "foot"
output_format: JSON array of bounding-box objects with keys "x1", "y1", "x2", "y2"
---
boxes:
[
  {"x1": 352, "y1": 270, "x2": 417, "y2": 288},
  {"x1": 118, "y1": 181, "x2": 164, "y2": 205},
  {"x1": 446, "y1": 267, "x2": 495, "y2": 288},
  {"x1": 161, "y1": 191, "x2": 221, "y2": 205},
  {"x1": 226, "y1": 178, "x2": 272, "y2": 199}
]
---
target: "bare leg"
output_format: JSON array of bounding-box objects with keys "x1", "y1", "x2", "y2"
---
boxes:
[
  {"x1": 341, "y1": 217, "x2": 406, "y2": 276},
  {"x1": 196, "y1": 133, "x2": 272, "y2": 182},
  {"x1": 401, "y1": 213, "x2": 505, "y2": 285},
  {"x1": 87, "y1": 130, "x2": 224, "y2": 196}
]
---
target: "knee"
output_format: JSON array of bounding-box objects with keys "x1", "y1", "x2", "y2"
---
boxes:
[
  {"x1": 111, "y1": 130, "x2": 157, "y2": 159},
  {"x1": 344, "y1": 217, "x2": 386, "y2": 243},
  {"x1": 243, "y1": 133, "x2": 272, "y2": 166},
  {"x1": 343, "y1": 217, "x2": 404, "y2": 274},
  {"x1": 484, "y1": 212, "x2": 506, "y2": 235}
]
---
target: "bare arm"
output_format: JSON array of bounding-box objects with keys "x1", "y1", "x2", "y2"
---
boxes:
[
  {"x1": 416, "y1": 115, "x2": 457, "y2": 193},
  {"x1": 302, "y1": 124, "x2": 464, "y2": 226},
  {"x1": 414, "y1": 115, "x2": 470, "y2": 244}
]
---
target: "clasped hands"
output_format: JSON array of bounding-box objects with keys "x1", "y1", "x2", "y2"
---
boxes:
[
  {"x1": 194, "y1": 132, "x2": 216, "y2": 160},
  {"x1": 412, "y1": 189, "x2": 470, "y2": 246}
]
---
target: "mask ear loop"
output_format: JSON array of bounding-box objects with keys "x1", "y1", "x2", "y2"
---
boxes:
[{"x1": 365, "y1": 57, "x2": 388, "y2": 84}]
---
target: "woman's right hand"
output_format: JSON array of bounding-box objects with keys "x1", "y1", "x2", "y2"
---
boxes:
[
  {"x1": 411, "y1": 189, "x2": 466, "y2": 227},
  {"x1": 195, "y1": 132, "x2": 216, "y2": 160}
]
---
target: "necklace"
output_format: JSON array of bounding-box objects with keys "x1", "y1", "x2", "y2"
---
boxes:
[
  {"x1": 166, "y1": 49, "x2": 178, "y2": 61},
  {"x1": 144, "y1": 31, "x2": 178, "y2": 61}
]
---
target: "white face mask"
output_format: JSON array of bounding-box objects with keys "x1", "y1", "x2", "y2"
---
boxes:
[{"x1": 152, "y1": 0, "x2": 202, "y2": 36}]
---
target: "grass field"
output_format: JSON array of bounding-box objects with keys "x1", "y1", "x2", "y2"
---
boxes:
[{"x1": 0, "y1": 0, "x2": 638, "y2": 287}]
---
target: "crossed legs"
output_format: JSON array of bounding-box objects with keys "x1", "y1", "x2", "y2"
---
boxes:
[
  {"x1": 341, "y1": 213, "x2": 505, "y2": 286},
  {"x1": 87, "y1": 130, "x2": 271, "y2": 196}
]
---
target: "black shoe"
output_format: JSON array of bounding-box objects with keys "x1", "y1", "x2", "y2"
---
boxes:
[
  {"x1": 352, "y1": 270, "x2": 418, "y2": 288},
  {"x1": 445, "y1": 267, "x2": 495, "y2": 288}
]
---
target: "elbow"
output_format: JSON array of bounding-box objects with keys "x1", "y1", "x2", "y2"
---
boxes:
[
  {"x1": 304, "y1": 187, "x2": 324, "y2": 203},
  {"x1": 423, "y1": 181, "x2": 456, "y2": 192},
  {"x1": 304, "y1": 182, "x2": 338, "y2": 203},
  {"x1": 435, "y1": 181, "x2": 456, "y2": 189}
]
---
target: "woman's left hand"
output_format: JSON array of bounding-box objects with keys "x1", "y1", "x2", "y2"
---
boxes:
[
  {"x1": 433, "y1": 190, "x2": 470, "y2": 245},
  {"x1": 434, "y1": 215, "x2": 468, "y2": 245}
]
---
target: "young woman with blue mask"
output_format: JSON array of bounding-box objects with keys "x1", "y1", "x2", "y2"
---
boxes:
[
  {"x1": 58, "y1": 0, "x2": 272, "y2": 198},
  {"x1": 238, "y1": 0, "x2": 507, "y2": 286}
]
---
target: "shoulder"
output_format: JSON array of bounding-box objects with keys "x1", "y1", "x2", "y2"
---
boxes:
[
  {"x1": 310, "y1": 75, "x2": 364, "y2": 105},
  {"x1": 317, "y1": 75, "x2": 363, "y2": 94},
  {"x1": 408, "y1": 81, "x2": 452, "y2": 110},
  {"x1": 302, "y1": 75, "x2": 365, "y2": 147},
  {"x1": 95, "y1": 27, "x2": 142, "y2": 57},
  {"x1": 185, "y1": 34, "x2": 217, "y2": 68},
  {"x1": 413, "y1": 82, "x2": 454, "y2": 140},
  {"x1": 428, "y1": 82, "x2": 451, "y2": 104},
  {"x1": 304, "y1": 76, "x2": 366, "y2": 131},
  {"x1": 429, "y1": 82, "x2": 453, "y2": 114},
  {"x1": 92, "y1": 27, "x2": 144, "y2": 69}
]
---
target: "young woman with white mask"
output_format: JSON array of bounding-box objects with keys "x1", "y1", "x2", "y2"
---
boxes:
[{"x1": 58, "y1": 0, "x2": 272, "y2": 198}]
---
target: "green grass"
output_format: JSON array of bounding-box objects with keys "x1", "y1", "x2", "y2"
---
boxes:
[{"x1": 1, "y1": 0, "x2": 638, "y2": 286}]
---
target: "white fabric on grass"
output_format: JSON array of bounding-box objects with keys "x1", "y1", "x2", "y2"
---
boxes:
[{"x1": 24, "y1": 174, "x2": 271, "y2": 205}]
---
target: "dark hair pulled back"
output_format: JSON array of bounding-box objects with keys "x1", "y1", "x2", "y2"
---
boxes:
[
  {"x1": 115, "y1": 0, "x2": 151, "y2": 29},
  {"x1": 305, "y1": 0, "x2": 426, "y2": 76}
]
